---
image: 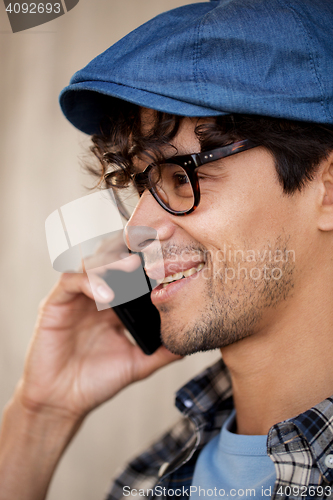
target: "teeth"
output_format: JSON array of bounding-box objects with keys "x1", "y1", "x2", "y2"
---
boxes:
[
  {"x1": 184, "y1": 263, "x2": 204, "y2": 277},
  {"x1": 163, "y1": 272, "x2": 183, "y2": 283},
  {"x1": 160, "y1": 262, "x2": 204, "y2": 288}
]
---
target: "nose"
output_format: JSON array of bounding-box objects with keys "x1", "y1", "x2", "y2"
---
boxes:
[
  {"x1": 124, "y1": 190, "x2": 176, "y2": 252},
  {"x1": 125, "y1": 225, "x2": 158, "y2": 252}
]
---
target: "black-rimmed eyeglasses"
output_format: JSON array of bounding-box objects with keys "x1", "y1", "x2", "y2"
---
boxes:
[{"x1": 104, "y1": 139, "x2": 257, "y2": 219}]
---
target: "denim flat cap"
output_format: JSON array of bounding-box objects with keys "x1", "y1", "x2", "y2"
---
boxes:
[{"x1": 59, "y1": 0, "x2": 333, "y2": 135}]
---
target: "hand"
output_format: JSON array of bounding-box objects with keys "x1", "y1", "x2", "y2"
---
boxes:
[{"x1": 18, "y1": 252, "x2": 180, "y2": 422}]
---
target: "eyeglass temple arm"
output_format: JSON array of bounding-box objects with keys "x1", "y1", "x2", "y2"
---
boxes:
[{"x1": 195, "y1": 140, "x2": 257, "y2": 167}]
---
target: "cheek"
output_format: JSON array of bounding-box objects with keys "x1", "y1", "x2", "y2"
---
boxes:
[{"x1": 190, "y1": 168, "x2": 294, "y2": 248}]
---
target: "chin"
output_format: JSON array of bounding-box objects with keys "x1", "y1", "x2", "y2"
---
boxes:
[{"x1": 159, "y1": 310, "x2": 257, "y2": 356}]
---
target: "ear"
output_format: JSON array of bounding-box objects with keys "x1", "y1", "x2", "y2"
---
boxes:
[{"x1": 317, "y1": 150, "x2": 333, "y2": 231}]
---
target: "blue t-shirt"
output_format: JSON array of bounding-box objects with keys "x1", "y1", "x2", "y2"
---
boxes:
[{"x1": 191, "y1": 410, "x2": 276, "y2": 499}]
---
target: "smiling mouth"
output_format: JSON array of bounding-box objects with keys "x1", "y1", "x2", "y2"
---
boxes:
[{"x1": 157, "y1": 262, "x2": 205, "y2": 288}]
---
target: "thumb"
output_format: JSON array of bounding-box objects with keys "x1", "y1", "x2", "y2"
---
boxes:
[{"x1": 134, "y1": 345, "x2": 183, "y2": 381}]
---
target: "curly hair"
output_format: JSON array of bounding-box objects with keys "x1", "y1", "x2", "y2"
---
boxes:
[{"x1": 88, "y1": 99, "x2": 333, "y2": 195}]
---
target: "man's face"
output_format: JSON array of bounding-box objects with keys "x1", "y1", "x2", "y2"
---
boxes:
[{"x1": 125, "y1": 116, "x2": 308, "y2": 356}]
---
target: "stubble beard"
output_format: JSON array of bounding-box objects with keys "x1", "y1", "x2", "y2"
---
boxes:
[{"x1": 159, "y1": 236, "x2": 295, "y2": 356}]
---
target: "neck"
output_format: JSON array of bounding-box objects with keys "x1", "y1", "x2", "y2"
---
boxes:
[{"x1": 221, "y1": 273, "x2": 333, "y2": 435}]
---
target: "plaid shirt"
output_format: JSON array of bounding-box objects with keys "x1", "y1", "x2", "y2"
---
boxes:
[{"x1": 106, "y1": 359, "x2": 333, "y2": 500}]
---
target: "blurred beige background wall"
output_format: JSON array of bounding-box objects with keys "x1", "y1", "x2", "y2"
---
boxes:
[{"x1": 0, "y1": 1, "x2": 220, "y2": 498}]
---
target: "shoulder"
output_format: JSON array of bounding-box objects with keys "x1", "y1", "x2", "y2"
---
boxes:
[{"x1": 106, "y1": 415, "x2": 195, "y2": 500}]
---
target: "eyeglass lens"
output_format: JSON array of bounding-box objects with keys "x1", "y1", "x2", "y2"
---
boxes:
[
  {"x1": 110, "y1": 163, "x2": 195, "y2": 219},
  {"x1": 149, "y1": 163, "x2": 194, "y2": 214}
]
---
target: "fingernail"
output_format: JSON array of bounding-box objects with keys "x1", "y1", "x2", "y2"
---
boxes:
[{"x1": 96, "y1": 285, "x2": 114, "y2": 301}]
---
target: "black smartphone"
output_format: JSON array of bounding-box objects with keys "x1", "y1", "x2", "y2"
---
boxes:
[{"x1": 102, "y1": 257, "x2": 162, "y2": 355}]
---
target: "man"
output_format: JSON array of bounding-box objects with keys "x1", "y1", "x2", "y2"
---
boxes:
[{"x1": 1, "y1": 0, "x2": 333, "y2": 499}]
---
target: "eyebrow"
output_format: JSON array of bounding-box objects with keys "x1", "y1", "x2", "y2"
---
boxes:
[{"x1": 131, "y1": 144, "x2": 202, "y2": 174}]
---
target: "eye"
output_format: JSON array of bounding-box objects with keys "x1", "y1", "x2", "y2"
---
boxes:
[
  {"x1": 172, "y1": 171, "x2": 189, "y2": 186},
  {"x1": 161, "y1": 165, "x2": 191, "y2": 193}
]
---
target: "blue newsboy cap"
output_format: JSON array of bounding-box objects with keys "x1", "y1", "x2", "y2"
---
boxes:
[{"x1": 59, "y1": 0, "x2": 333, "y2": 135}]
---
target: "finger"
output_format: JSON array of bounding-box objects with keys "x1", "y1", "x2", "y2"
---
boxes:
[
  {"x1": 82, "y1": 247, "x2": 127, "y2": 270},
  {"x1": 105, "y1": 253, "x2": 142, "y2": 272},
  {"x1": 83, "y1": 232, "x2": 131, "y2": 270},
  {"x1": 94, "y1": 239, "x2": 124, "y2": 255},
  {"x1": 85, "y1": 253, "x2": 142, "y2": 279},
  {"x1": 46, "y1": 272, "x2": 115, "y2": 306}
]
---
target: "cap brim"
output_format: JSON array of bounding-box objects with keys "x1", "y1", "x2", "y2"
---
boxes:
[{"x1": 59, "y1": 81, "x2": 225, "y2": 135}]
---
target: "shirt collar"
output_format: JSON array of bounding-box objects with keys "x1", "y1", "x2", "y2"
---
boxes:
[
  {"x1": 175, "y1": 358, "x2": 232, "y2": 419},
  {"x1": 291, "y1": 397, "x2": 333, "y2": 481}
]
